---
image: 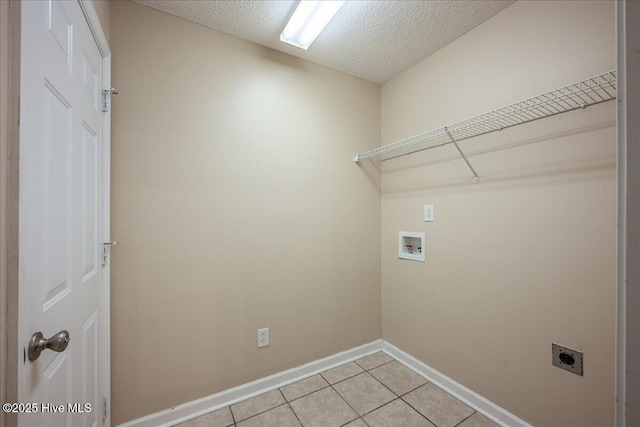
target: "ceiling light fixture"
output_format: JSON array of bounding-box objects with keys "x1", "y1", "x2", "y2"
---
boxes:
[{"x1": 280, "y1": 1, "x2": 346, "y2": 50}]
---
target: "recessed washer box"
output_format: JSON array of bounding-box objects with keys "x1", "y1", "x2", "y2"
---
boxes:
[{"x1": 398, "y1": 231, "x2": 425, "y2": 262}]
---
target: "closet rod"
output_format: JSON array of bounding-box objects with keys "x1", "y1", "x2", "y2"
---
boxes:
[{"x1": 354, "y1": 70, "x2": 617, "y2": 179}]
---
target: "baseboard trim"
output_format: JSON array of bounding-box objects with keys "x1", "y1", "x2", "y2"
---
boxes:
[
  {"x1": 117, "y1": 339, "x2": 383, "y2": 427},
  {"x1": 119, "y1": 339, "x2": 531, "y2": 427},
  {"x1": 381, "y1": 341, "x2": 533, "y2": 427}
]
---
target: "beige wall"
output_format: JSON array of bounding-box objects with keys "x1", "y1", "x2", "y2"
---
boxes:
[
  {"x1": 111, "y1": 0, "x2": 619, "y2": 425},
  {"x1": 93, "y1": 0, "x2": 110, "y2": 43},
  {"x1": 380, "y1": 1, "x2": 616, "y2": 426},
  {"x1": 110, "y1": 1, "x2": 381, "y2": 424}
]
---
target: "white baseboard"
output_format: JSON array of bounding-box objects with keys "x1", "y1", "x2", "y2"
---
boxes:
[
  {"x1": 117, "y1": 339, "x2": 383, "y2": 427},
  {"x1": 119, "y1": 339, "x2": 531, "y2": 427},
  {"x1": 381, "y1": 341, "x2": 533, "y2": 427}
]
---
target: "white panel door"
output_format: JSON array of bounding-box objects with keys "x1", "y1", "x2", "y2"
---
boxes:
[{"x1": 19, "y1": 1, "x2": 104, "y2": 426}]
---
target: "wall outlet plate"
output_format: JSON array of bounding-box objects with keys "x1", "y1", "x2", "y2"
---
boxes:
[
  {"x1": 424, "y1": 204, "x2": 434, "y2": 222},
  {"x1": 258, "y1": 328, "x2": 269, "y2": 348},
  {"x1": 552, "y1": 343, "x2": 583, "y2": 375}
]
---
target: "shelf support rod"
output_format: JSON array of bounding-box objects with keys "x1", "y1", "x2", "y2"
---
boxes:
[{"x1": 445, "y1": 127, "x2": 480, "y2": 184}]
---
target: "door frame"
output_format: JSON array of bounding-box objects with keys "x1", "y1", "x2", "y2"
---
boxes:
[
  {"x1": 1, "y1": 1, "x2": 112, "y2": 426},
  {"x1": 1, "y1": 2, "x2": 21, "y2": 427},
  {"x1": 616, "y1": 1, "x2": 639, "y2": 426},
  {"x1": 76, "y1": 1, "x2": 112, "y2": 425}
]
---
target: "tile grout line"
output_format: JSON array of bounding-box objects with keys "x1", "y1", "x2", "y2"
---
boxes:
[
  {"x1": 334, "y1": 359, "x2": 422, "y2": 420},
  {"x1": 344, "y1": 355, "x2": 401, "y2": 420},
  {"x1": 392, "y1": 372, "x2": 477, "y2": 427},
  {"x1": 283, "y1": 379, "x2": 333, "y2": 404},
  {"x1": 401, "y1": 381, "x2": 477, "y2": 427},
  {"x1": 453, "y1": 410, "x2": 478, "y2": 427},
  {"x1": 282, "y1": 377, "x2": 363, "y2": 426},
  {"x1": 383, "y1": 353, "x2": 492, "y2": 426},
  {"x1": 365, "y1": 369, "x2": 401, "y2": 398},
  {"x1": 231, "y1": 353, "x2": 394, "y2": 424},
  {"x1": 361, "y1": 365, "x2": 441, "y2": 423},
  {"x1": 282, "y1": 369, "x2": 466, "y2": 427},
  {"x1": 331, "y1": 354, "x2": 432, "y2": 423},
  {"x1": 214, "y1": 353, "x2": 475, "y2": 427},
  {"x1": 285, "y1": 363, "x2": 403, "y2": 427},
  {"x1": 327, "y1": 376, "x2": 365, "y2": 424},
  {"x1": 284, "y1": 379, "x2": 365, "y2": 426},
  {"x1": 288, "y1": 383, "x2": 331, "y2": 401},
  {"x1": 367, "y1": 356, "x2": 462, "y2": 427},
  {"x1": 355, "y1": 396, "x2": 403, "y2": 419},
  {"x1": 320, "y1": 369, "x2": 365, "y2": 387},
  {"x1": 234, "y1": 376, "x2": 341, "y2": 425},
  {"x1": 278, "y1": 388, "x2": 305, "y2": 427},
  {"x1": 322, "y1": 370, "x2": 363, "y2": 387},
  {"x1": 231, "y1": 401, "x2": 290, "y2": 425},
  {"x1": 336, "y1": 417, "x2": 366, "y2": 427},
  {"x1": 229, "y1": 405, "x2": 237, "y2": 426},
  {"x1": 363, "y1": 356, "x2": 441, "y2": 427},
  {"x1": 231, "y1": 358, "x2": 378, "y2": 426},
  {"x1": 287, "y1": 401, "x2": 304, "y2": 427},
  {"x1": 282, "y1": 377, "x2": 365, "y2": 422},
  {"x1": 355, "y1": 357, "x2": 395, "y2": 372},
  {"x1": 399, "y1": 395, "x2": 440, "y2": 427},
  {"x1": 398, "y1": 381, "x2": 431, "y2": 399}
]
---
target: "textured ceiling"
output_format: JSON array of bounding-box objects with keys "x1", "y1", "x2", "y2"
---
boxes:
[{"x1": 132, "y1": 0, "x2": 515, "y2": 84}]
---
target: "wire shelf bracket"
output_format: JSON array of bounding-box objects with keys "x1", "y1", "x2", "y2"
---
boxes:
[
  {"x1": 446, "y1": 127, "x2": 480, "y2": 184},
  {"x1": 354, "y1": 70, "x2": 617, "y2": 184}
]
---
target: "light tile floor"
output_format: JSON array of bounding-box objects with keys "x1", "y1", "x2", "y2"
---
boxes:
[{"x1": 175, "y1": 352, "x2": 500, "y2": 427}]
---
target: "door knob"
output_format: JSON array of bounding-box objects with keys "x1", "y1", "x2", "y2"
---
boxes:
[{"x1": 28, "y1": 330, "x2": 70, "y2": 361}]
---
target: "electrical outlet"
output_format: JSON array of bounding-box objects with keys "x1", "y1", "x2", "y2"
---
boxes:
[
  {"x1": 552, "y1": 343, "x2": 583, "y2": 375},
  {"x1": 424, "y1": 204, "x2": 434, "y2": 222},
  {"x1": 258, "y1": 328, "x2": 269, "y2": 348}
]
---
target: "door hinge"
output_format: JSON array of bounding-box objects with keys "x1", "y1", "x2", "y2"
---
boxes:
[
  {"x1": 102, "y1": 87, "x2": 118, "y2": 113},
  {"x1": 102, "y1": 397, "x2": 109, "y2": 424},
  {"x1": 102, "y1": 241, "x2": 118, "y2": 266}
]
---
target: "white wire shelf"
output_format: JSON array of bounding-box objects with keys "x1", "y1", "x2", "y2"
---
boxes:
[{"x1": 354, "y1": 70, "x2": 617, "y2": 183}]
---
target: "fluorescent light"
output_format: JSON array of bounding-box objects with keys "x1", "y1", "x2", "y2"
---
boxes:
[{"x1": 280, "y1": 1, "x2": 346, "y2": 50}]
